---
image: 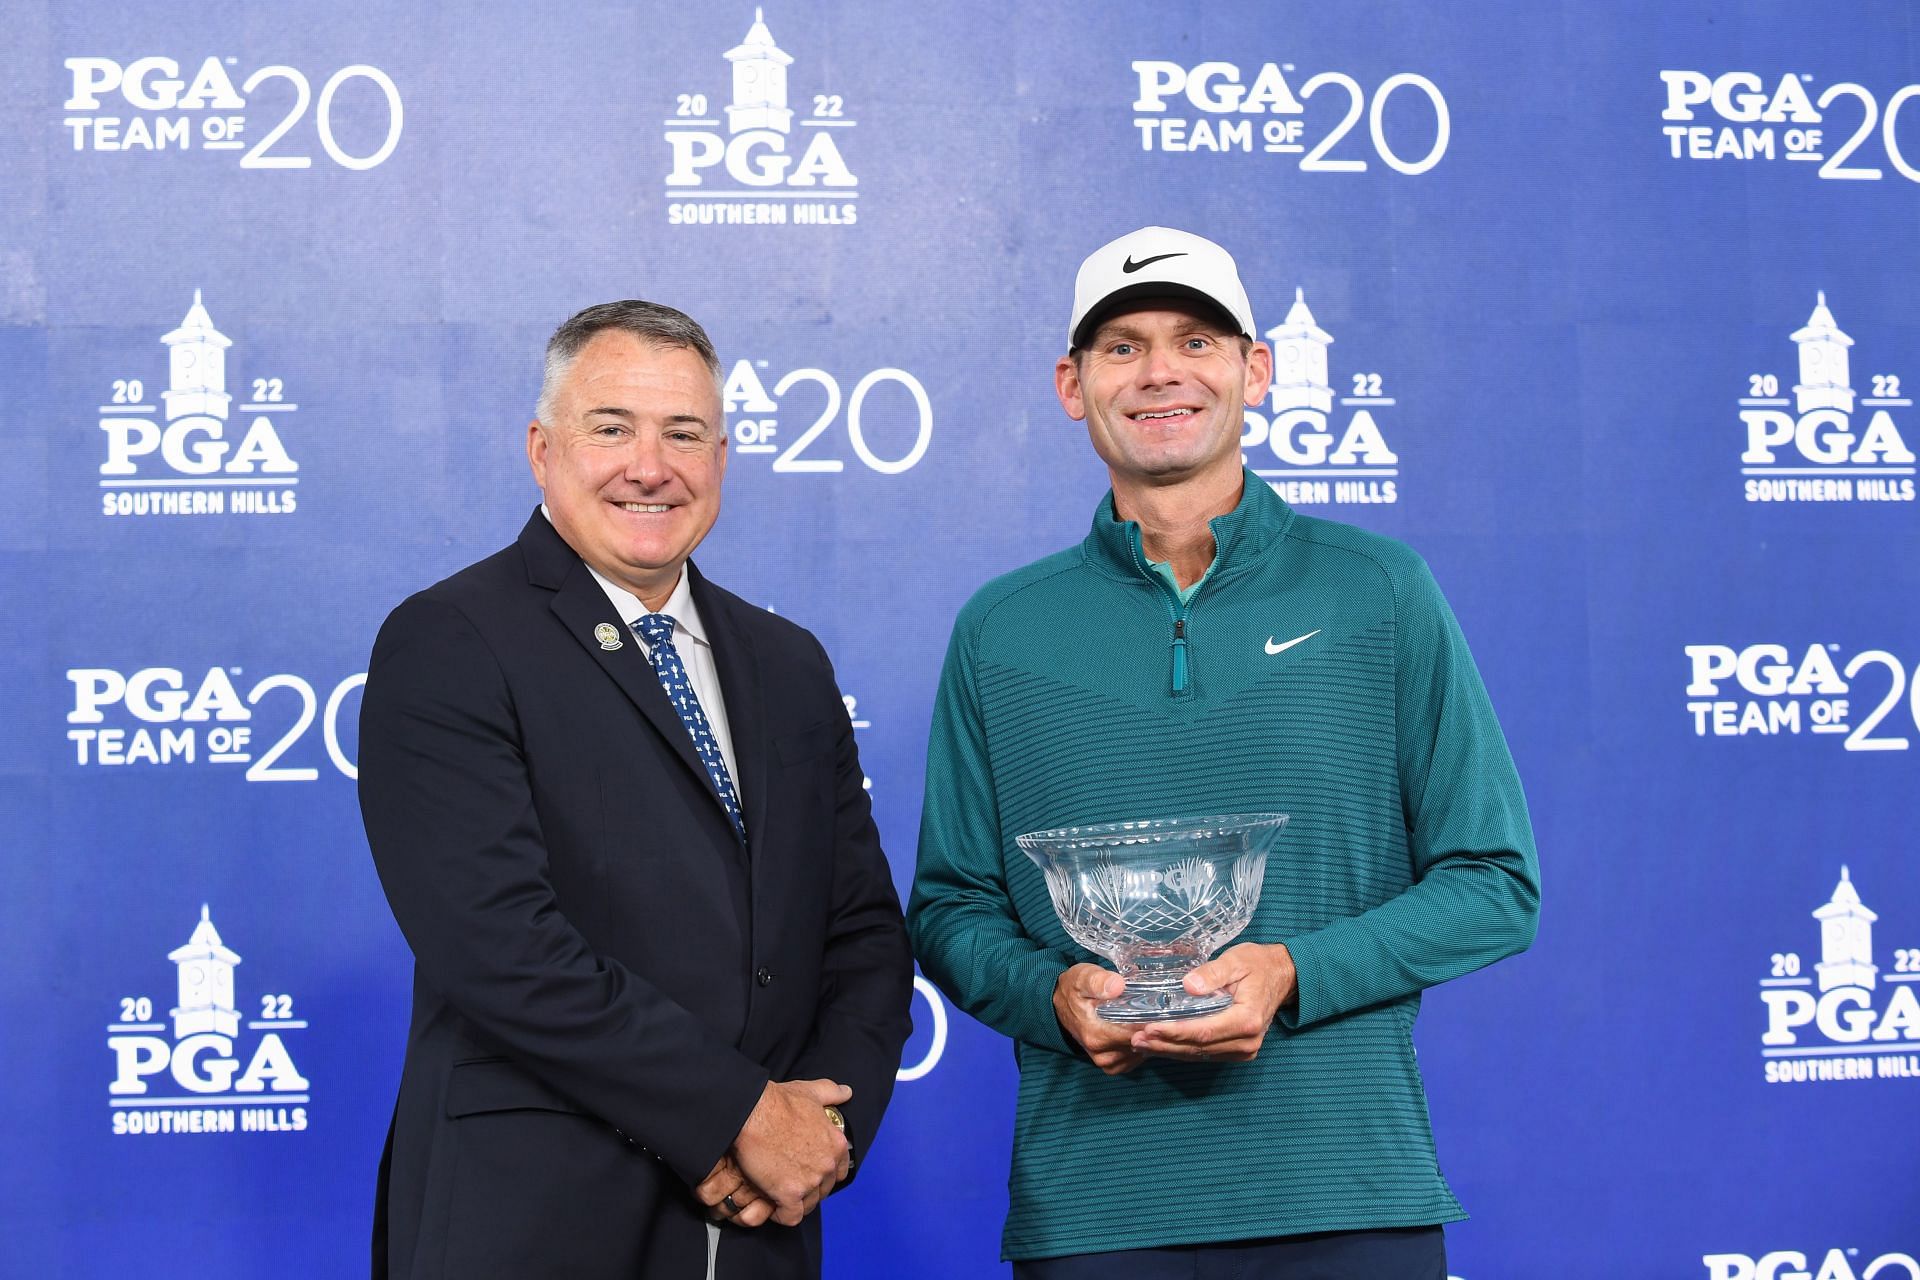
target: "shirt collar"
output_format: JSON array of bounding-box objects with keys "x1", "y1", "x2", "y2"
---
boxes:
[{"x1": 1080, "y1": 468, "x2": 1296, "y2": 585}]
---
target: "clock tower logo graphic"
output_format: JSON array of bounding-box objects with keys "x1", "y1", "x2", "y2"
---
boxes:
[
  {"x1": 662, "y1": 8, "x2": 860, "y2": 227},
  {"x1": 170, "y1": 901, "x2": 241, "y2": 1038},
  {"x1": 1738, "y1": 293, "x2": 1916, "y2": 503},
  {"x1": 1757, "y1": 868, "x2": 1920, "y2": 1084},
  {"x1": 96, "y1": 289, "x2": 303, "y2": 518},
  {"x1": 106, "y1": 905, "x2": 312, "y2": 1135}
]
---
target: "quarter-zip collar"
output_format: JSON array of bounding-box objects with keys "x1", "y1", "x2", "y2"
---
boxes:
[
  {"x1": 1081, "y1": 467, "x2": 1297, "y2": 586},
  {"x1": 1079, "y1": 470, "x2": 1298, "y2": 698}
]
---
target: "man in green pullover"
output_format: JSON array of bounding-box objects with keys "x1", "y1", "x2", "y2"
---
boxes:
[{"x1": 908, "y1": 227, "x2": 1540, "y2": 1278}]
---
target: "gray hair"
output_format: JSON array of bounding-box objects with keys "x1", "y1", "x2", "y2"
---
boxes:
[{"x1": 534, "y1": 299, "x2": 724, "y2": 423}]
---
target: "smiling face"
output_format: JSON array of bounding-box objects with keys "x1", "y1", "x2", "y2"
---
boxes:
[
  {"x1": 1055, "y1": 302, "x2": 1272, "y2": 493},
  {"x1": 527, "y1": 330, "x2": 727, "y2": 610}
]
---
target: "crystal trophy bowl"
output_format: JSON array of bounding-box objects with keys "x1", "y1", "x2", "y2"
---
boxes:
[{"x1": 1016, "y1": 813, "x2": 1288, "y2": 1023}]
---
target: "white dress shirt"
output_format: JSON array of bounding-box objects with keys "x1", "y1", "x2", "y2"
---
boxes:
[{"x1": 540, "y1": 508, "x2": 742, "y2": 797}]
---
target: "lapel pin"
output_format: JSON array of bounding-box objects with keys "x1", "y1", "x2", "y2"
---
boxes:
[{"x1": 594, "y1": 622, "x2": 624, "y2": 651}]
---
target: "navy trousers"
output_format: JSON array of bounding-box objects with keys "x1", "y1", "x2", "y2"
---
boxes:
[{"x1": 1011, "y1": 1227, "x2": 1448, "y2": 1280}]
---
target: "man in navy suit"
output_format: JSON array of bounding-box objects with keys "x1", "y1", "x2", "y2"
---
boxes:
[{"x1": 360, "y1": 300, "x2": 914, "y2": 1279}]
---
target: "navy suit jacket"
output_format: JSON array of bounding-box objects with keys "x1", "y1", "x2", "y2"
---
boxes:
[{"x1": 360, "y1": 510, "x2": 913, "y2": 1278}]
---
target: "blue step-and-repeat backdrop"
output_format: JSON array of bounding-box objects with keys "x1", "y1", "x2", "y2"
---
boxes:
[{"x1": 3, "y1": 2, "x2": 1916, "y2": 1276}]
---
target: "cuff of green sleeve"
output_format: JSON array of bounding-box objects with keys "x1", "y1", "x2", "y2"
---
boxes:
[
  {"x1": 1275, "y1": 932, "x2": 1325, "y2": 1031},
  {"x1": 1020, "y1": 954, "x2": 1078, "y2": 1056}
]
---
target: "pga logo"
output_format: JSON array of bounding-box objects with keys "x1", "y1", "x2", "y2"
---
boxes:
[
  {"x1": 1661, "y1": 72, "x2": 1820, "y2": 124},
  {"x1": 666, "y1": 126, "x2": 853, "y2": 190},
  {"x1": 1763, "y1": 980, "x2": 1920, "y2": 1048},
  {"x1": 110, "y1": 1027, "x2": 306, "y2": 1098},
  {"x1": 1685, "y1": 644, "x2": 1848, "y2": 701},
  {"x1": 1704, "y1": 1251, "x2": 1919, "y2": 1280},
  {"x1": 1242, "y1": 406, "x2": 1394, "y2": 467},
  {"x1": 66, "y1": 56, "x2": 247, "y2": 112},
  {"x1": 69, "y1": 666, "x2": 253, "y2": 726},
  {"x1": 1133, "y1": 60, "x2": 1308, "y2": 115},
  {"x1": 101, "y1": 413, "x2": 296, "y2": 478},
  {"x1": 1742, "y1": 409, "x2": 1913, "y2": 468}
]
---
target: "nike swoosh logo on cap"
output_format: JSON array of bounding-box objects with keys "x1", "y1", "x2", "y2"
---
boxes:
[
  {"x1": 1264, "y1": 630, "x2": 1321, "y2": 656},
  {"x1": 1122, "y1": 252, "x2": 1187, "y2": 273}
]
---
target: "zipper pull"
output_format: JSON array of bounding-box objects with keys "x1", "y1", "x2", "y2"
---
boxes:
[{"x1": 1171, "y1": 618, "x2": 1190, "y2": 694}]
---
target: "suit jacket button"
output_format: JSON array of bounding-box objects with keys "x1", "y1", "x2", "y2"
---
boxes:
[{"x1": 756, "y1": 967, "x2": 773, "y2": 987}]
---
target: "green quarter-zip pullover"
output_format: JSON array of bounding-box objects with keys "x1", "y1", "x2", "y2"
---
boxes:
[{"x1": 909, "y1": 472, "x2": 1540, "y2": 1260}]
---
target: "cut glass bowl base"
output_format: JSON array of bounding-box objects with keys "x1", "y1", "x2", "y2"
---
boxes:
[{"x1": 1097, "y1": 981, "x2": 1231, "y2": 1023}]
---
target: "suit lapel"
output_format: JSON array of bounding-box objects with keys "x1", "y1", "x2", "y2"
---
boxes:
[
  {"x1": 690, "y1": 564, "x2": 769, "y2": 860},
  {"x1": 519, "y1": 511, "x2": 723, "y2": 820}
]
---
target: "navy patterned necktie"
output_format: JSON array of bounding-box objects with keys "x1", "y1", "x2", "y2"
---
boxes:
[{"x1": 631, "y1": 613, "x2": 746, "y2": 842}]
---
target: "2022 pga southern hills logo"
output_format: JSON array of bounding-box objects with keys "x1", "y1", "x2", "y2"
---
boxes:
[
  {"x1": 1242, "y1": 288, "x2": 1401, "y2": 506},
  {"x1": 1737, "y1": 293, "x2": 1914, "y2": 504},
  {"x1": 94, "y1": 291, "x2": 303, "y2": 518},
  {"x1": 664, "y1": 8, "x2": 857, "y2": 226},
  {"x1": 108, "y1": 906, "x2": 310, "y2": 1136},
  {"x1": 1757, "y1": 868, "x2": 1920, "y2": 1085}
]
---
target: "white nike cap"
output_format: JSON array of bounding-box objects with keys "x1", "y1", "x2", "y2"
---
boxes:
[{"x1": 1068, "y1": 226, "x2": 1256, "y2": 350}]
